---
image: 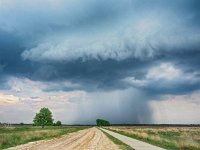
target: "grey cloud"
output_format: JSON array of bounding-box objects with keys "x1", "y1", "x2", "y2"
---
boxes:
[
  {"x1": 0, "y1": 0, "x2": 200, "y2": 124},
  {"x1": 0, "y1": 0, "x2": 200, "y2": 96},
  {"x1": 74, "y1": 88, "x2": 153, "y2": 124},
  {"x1": 0, "y1": 0, "x2": 133, "y2": 40}
]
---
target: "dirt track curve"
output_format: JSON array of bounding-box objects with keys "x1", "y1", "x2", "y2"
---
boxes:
[{"x1": 7, "y1": 127, "x2": 120, "y2": 150}]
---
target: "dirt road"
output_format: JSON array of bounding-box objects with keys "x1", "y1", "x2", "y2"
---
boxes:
[
  {"x1": 101, "y1": 128, "x2": 165, "y2": 150},
  {"x1": 7, "y1": 127, "x2": 120, "y2": 150}
]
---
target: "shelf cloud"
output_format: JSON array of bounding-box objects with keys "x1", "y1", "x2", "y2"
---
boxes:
[{"x1": 0, "y1": 0, "x2": 200, "y2": 124}]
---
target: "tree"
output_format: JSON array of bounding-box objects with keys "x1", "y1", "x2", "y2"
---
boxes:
[
  {"x1": 55, "y1": 121, "x2": 62, "y2": 126},
  {"x1": 33, "y1": 107, "x2": 54, "y2": 128},
  {"x1": 20, "y1": 122, "x2": 24, "y2": 126},
  {"x1": 96, "y1": 119, "x2": 110, "y2": 126}
]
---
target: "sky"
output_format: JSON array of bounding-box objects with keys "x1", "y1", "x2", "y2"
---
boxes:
[{"x1": 0, "y1": 0, "x2": 200, "y2": 124}]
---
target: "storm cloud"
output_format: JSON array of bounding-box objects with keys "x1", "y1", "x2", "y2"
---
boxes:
[{"x1": 0, "y1": 0, "x2": 200, "y2": 124}]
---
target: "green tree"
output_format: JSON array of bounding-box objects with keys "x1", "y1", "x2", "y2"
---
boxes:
[
  {"x1": 20, "y1": 122, "x2": 24, "y2": 126},
  {"x1": 33, "y1": 107, "x2": 54, "y2": 128},
  {"x1": 96, "y1": 119, "x2": 110, "y2": 126},
  {"x1": 55, "y1": 121, "x2": 62, "y2": 126}
]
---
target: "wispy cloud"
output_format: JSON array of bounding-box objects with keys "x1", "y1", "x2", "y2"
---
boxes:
[{"x1": 0, "y1": 93, "x2": 19, "y2": 105}]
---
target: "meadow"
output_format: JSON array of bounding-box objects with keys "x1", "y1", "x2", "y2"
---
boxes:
[
  {"x1": 106, "y1": 126, "x2": 200, "y2": 150},
  {"x1": 0, "y1": 126, "x2": 88, "y2": 149}
]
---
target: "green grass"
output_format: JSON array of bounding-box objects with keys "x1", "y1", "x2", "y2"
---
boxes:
[
  {"x1": 0, "y1": 126, "x2": 88, "y2": 149},
  {"x1": 106, "y1": 127, "x2": 200, "y2": 150},
  {"x1": 100, "y1": 129, "x2": 134, "y2": 150}
]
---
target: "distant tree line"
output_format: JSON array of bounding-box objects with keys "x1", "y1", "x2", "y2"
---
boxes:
[
  {"x1": 33, "y1": 107, "x2": 62, "y2": 128},
  {"x1": 96, "y1": 119, "x2": 110, "y2": 126}
]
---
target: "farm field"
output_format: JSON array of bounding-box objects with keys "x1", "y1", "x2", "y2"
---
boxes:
[
  {"x1": 106, "y1": 126, "x2": 200, "y2": 150},
  {"x1": 0, "y1": 126, "x2": 88, "y2": 149}
]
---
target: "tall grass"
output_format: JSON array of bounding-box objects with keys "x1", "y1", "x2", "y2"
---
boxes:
[
  {"x1": 0, "y1": 126, "x2": 88, "y2": 149},
  {"x1": 106, "y1": 127, "x2": 200, "y2": 150}
]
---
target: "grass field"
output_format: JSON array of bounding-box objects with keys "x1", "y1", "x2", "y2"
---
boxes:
[
  {"x1": 0, "y1": 126, "x2": 88, "y2": 149},
  {"x1": 106, "y1": 126, "x2": 200, "y2": 150}
]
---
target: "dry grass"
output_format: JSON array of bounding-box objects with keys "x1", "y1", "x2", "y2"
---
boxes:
[
  {"x1": 106, "y1": 126, "x2": 200, "y2": 150},
  {"x1": 0, "y1": 126, "x2": 88, "y2": 149}
]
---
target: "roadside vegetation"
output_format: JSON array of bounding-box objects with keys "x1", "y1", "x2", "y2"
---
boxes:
[
  {"x1": 0, "y1": 107, "x2": 88, "y2": 149},
  {"x1": 101, "y1": 129, "x2": 134, "y2": 150},
  {"x1": 97, "y1": 119, "x2": 133, "y2": 149},
  {"x1": 0, "y1": 126, "x2": 88, "y2": 149},
  {"x1": 106, "y1": 126, "x2": 200, "y2": 150}
]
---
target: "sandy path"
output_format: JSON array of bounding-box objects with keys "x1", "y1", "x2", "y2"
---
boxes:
[
  {"x1": 101, "y1": 128, "x2": 166, "y2": 150},
  {"x1": 7, "y1": 127, "x2": 120, "y2": 150}
]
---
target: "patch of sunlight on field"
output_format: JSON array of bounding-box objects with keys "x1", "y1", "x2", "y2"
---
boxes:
[{"x1": 106, "y1": 126, "x2": 200, "y2": 150}]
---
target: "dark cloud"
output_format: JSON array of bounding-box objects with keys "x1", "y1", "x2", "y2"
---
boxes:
[
  {"x1": 0, "y1": 0, "x2": 200, "y2": 124},
  {"x1": 0, "y1": 0, "x2": 199, "y2": 93}
]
